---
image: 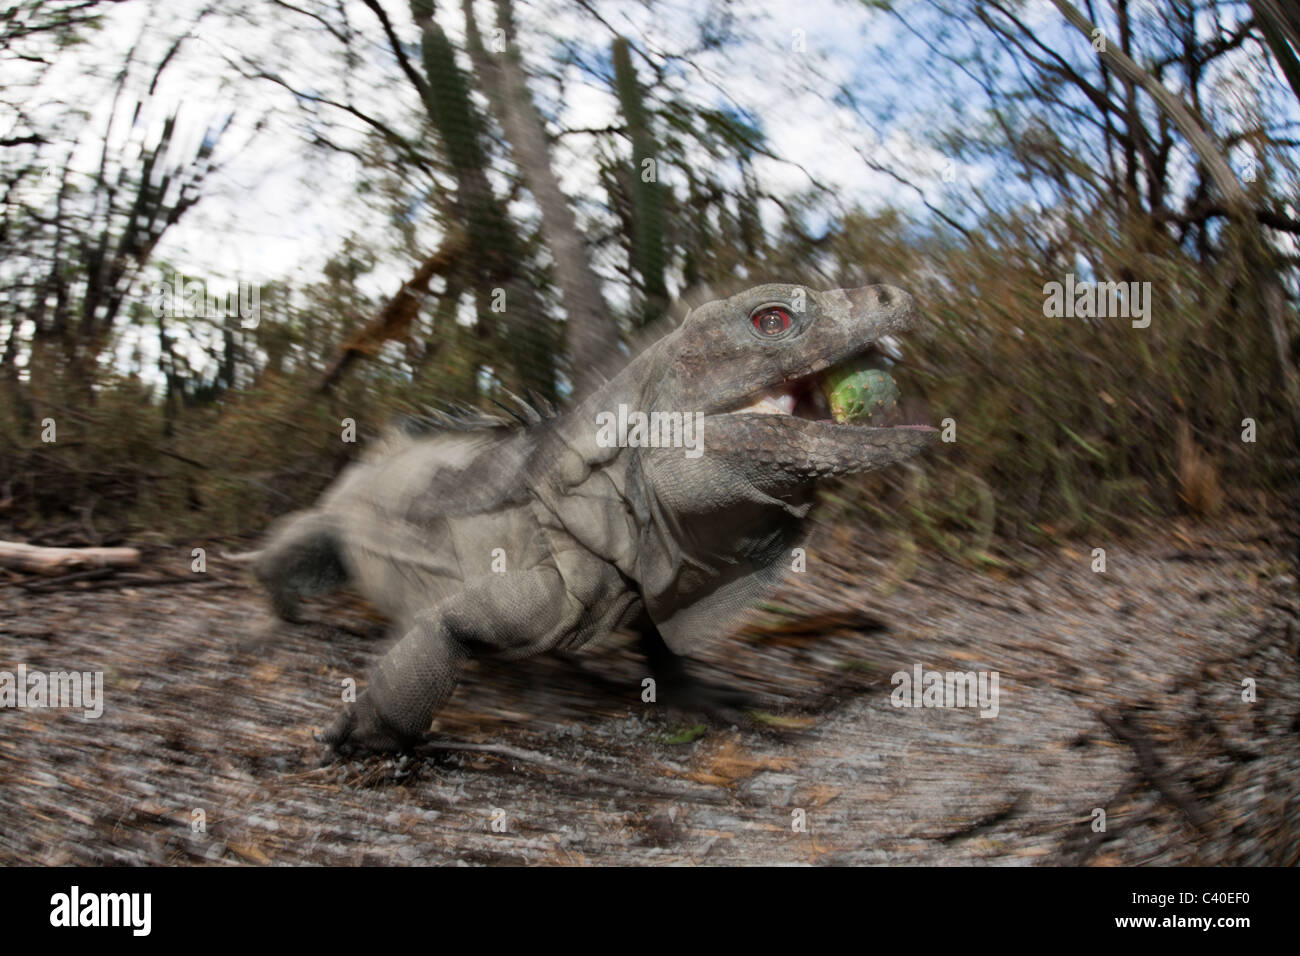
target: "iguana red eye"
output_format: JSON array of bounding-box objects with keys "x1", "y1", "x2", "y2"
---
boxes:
[{"x1": 752, "y1": 307, "x2": 791, "y2": 335}]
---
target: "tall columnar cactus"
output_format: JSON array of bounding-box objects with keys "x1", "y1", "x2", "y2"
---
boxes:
[
  {"x1": 410, "y1": 0, "x2": 510, "y2": 271},
  {"x1": 407, "y1": 0, "x2": 555, "y2": 400},
  {"x1": 612, "y1": 36, "x2": 667, "y2": 327}
]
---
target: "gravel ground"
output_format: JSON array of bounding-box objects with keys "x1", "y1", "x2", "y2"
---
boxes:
[{"x1": 1, "y1": 515, "x2": 1296, "y2": 865}]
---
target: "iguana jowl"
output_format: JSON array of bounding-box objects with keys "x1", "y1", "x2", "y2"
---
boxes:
[{"x1": 252, "y1": 283, "x2": 936, "y2": 753}]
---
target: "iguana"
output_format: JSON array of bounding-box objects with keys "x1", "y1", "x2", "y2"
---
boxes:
[{"x1": 251, "y1": 282, "x2": 936, "y2": 754}]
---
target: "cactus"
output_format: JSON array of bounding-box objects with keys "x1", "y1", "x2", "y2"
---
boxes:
[
  {"x1": 612, "y1": 36, "x2": 667, "y2": 326},
  {"x1": 821, "y1": 357, "x2": 900, "y2": 425}
]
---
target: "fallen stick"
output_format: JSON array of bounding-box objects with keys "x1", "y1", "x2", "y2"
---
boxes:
[
  {"x1": 1099, "y1": 711, "x2": 1211, "y2": 834},
  {"x1": 13, "y1": 568, "x2": 117, "y2": 590},
  {"x1": 0, "y1": 540, "x2": 140, "y2": 575},
  {"x1": 15, "y1": 570, "x2": 237, "y2": 593}
]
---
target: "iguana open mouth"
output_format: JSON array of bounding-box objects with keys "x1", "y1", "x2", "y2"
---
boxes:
[{"x1": 730, "y1": 345, "x2": 935, "y2": 430}]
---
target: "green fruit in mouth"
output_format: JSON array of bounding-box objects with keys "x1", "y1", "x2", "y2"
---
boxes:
[{"x1": 822, "y1": 357, "x2": 900, "y2": 424}]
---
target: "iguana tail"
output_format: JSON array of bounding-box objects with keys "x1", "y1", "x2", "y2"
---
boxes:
[{"x1": 248, "y1": 512, "x2": 350, "y2": 623}]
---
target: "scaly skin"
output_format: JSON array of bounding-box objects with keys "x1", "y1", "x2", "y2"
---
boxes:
[{"x1": 252, "y1": 282, "x2": 938, "y2": 755}]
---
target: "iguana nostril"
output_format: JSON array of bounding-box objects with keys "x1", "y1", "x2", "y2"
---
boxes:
[{"x1": 846, "y1": 284, "x2": 904, "y2": 314}]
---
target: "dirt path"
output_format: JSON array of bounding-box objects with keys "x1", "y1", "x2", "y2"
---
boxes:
[{"x1": 2, "y1": 518, "x2": 1297, "y2": 865}]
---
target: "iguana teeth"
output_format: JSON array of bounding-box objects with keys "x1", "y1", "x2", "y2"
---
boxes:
[{"x1": 735, "y1": 391, "x2": 796, "y2": 416}]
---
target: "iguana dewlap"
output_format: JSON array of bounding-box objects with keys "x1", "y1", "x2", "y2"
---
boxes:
[{"x1": 252, "y1": 283, "x2": 936, "y2": 754}]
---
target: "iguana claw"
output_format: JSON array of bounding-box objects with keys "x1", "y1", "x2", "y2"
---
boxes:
[{"x1": 319, "y1": 698, "x2": 414, "y2": 757}]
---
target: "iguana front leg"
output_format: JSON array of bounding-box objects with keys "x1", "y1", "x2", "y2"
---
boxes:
[
  {"x1": 321, "y1": 612, "x2": 466, "y2": 754},
  {"x1": 637, "y1": 616, "x2": 760, "y2": 719},
  {"x1": 322, "y1": 569, "x2": 595, "y2": 755}
]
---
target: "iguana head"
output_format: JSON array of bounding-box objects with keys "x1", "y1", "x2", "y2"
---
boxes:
[
  {"x1": 653, "y1": 282, "x2": 936, "y2": 478},
  {"x1": 563, "y1": 281, "x2": 939, "y2": 654},
  {"x1": 606, "y1": 281, "x2": 937, "y2": 653}
]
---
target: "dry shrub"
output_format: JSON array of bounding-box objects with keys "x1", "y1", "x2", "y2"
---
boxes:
[
  {"x1": 813, "y1": 207, "x2": 1293, "y2": 553},
  {"x1": 1177, "y1": 419, "x2": 1224, "y2": 516}
]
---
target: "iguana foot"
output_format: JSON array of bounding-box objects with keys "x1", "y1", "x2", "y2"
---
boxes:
[
  {"x1": 657, "y1": 674, "x2": 761, "y2": 724},
  {"x1": 637, "y1": 620, "x2": 761, "y2": 721},
  {"x1": 318, "y1": 697, "x2": 416, "y2": 757}
]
